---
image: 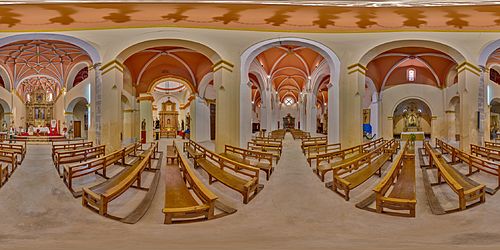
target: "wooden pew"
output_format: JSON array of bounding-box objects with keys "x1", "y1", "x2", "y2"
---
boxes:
[
  {"x1": 269, "y1": 130, "x2": 285, "y2": 139},
  {"x1": 306, "y1": 143, "x2": 341, "y2": 167},
  {"x1": 437, "y1": 139, "x2": 500, "y2": 190},
  {"x1": 331, "y1": 139, "x2": 399, "y2": 201},
  {"x1": 183, "y1": 140, "x2": 205, "y2": 168},
  {"x1": 82, "y1": 148, "x2": 154, "y2": 217},
  {"x1": 425, "y1": 142, "x2": 485, "y2": 211},
  {"x1": 163, "y1": 143, "x2": 218, "y2": 224},
  {"x1": 485, "y1": 141, "x2": 500, "y2": 150},
  {"x1": 0, "y1": 143, "x2": 26, "y2": 164},
  {"x1": 471, "y1": 144, "x2": 500, "y2": 162},
  {"x1": 315, "y1": 138, "x2": 384, "y2": 181},
  {"x1": 247, "y1": 140, "x2": 282, "y2": 163},
  {"x1": 62, "y1": 143, "x2": 140, "y2": 196},
  {"x1": 290, "y1": 129, "x2": 310, "y2": 140},
  {"x1": 301, "y1": 136, "x2": 327, "y2": 153},
  {"x1": 0, "y1": 151, "x2": 18, "y2": 177},
  {"x1": 166, "y1": 141, "x2": 178, "y2": 164},
  {"x1": 373, "y1": 142, "x2": 416, "y2": 217},
  {"x1": 221, "y1": 145, "x2": 274, "y2": 180},
  {"x1": 52, "y1": 141, "x2": 93, "y2": 161},
  {"x1": 0, "y1": 164, "x2": 7, "y2": 187},
  {"x1": 190, "y1": 141, "x2": 261, "y2": 204},
  {"x1": 54, "y1": 145, "x2": 106, "y2": 176}
]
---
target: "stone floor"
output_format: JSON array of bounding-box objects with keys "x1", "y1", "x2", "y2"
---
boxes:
[{"x1": 1, "y1": 135, "x2": 500, "y2": 249}]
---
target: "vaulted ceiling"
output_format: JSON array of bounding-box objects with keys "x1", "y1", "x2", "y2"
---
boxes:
[
  {"x1": 366, "y1": 47, "x2": 458, "y2": 91},
  {"x1": 123, "y1": 46, "x2": 213, "y2": 94},
  {"x1": 487, "y1": 48, "x2": 500, "y2": 67},
  {"x1": 0, "y1": 39, "x2": 91, "y2": 88},
  {"x1": 254, "y1": 45, "x2": 325, "y2": 103},
  {"x1": 0, "y1": 3, "x2": 497, "y2": 32}
]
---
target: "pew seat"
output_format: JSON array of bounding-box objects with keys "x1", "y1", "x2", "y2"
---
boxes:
[
  {"x1": 426, "y1": 142, "x2": 485, "y2": 211},
  {"x1": 163, "y1": 144, "x2": 218, "y2": 224},
  {"x1": 332, "y1": 140, "x2": 398, "y2": 201},
  {"x1": 0, "y1": 164, "x2": 8, "y2": 187},
  {"x1": 373, "y1": 142, "x2": 416, "y2": 217},
  {"x1": 82, "y1": 148, "x2": 153, "y2": 217}
]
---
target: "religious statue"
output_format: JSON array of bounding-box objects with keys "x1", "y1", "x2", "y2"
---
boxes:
[
  {"x1": 186, "y1": 113, "x2": 191, "y2": 130},
  {"x1": 181, "y1": 119, "x2": 185, "y2": 131},
  {"x1": 155, "y1": 119, "x2": 160, "y2": 129},
  {"x1": 141, "y1": 119, "x2": 146, "y2": 131}
]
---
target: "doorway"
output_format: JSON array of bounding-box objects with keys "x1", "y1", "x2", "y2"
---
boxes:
[
  {"x1": 74, "y1": 121, "x2": 81, "y2": 138},
  {"x1": 210, "y1": 103, "x2": 216, "y2": 140}
]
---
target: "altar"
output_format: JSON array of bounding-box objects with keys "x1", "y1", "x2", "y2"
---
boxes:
[{"x1": 401, "y1": 131, "x2": 425, "y2": 141}]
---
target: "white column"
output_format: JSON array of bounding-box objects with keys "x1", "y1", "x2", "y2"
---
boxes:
[
  {"x1": 369, "y1": 92, "x2": 381, "y2": 137},
  {"x1": 139, "y1": 93, "x2": 154, "y2": 143}
]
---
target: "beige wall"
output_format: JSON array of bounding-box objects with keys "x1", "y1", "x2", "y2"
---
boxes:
[{"x1": 0, "y1": 29, "x2": 497, "y2": 149}]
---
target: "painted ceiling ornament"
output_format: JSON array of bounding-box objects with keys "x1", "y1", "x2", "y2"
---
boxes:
[
  {"x1": 17, "y1": 76, "x2": 60, "y2": 103},
  {"x1": 0, "y1": 39, "x2": 90, "y2": 89}
]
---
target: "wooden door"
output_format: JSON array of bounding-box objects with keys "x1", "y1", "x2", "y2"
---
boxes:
[
  {"x1": 74, "y1": 121, "x2": 81, "y2": 138},
  {"x1": 210, "y1": 103, "x2": 216, "y2": 140}
]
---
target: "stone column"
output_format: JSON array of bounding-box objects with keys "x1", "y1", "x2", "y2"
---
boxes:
[
  {"x1": 213, "y1": 60, "x2": 238, "y2": 152},
  {"x1": 304, "y1": 92, "x2": 316, "y2": 133},
  {"x1": 457, "y1": 62, "x2": 482, "y2": 151},
  {"x1": 138, "y1": 93, "x2": 154, "y2": 144},
  {"x1": 64, "y1": 112, "x2": 74, "y2": 138},
  {"x1": 340, "y1": 64, "x2": 364, "y2": 148},
  {"x1": 369, "y1": 92, "x2": 381, "y2": 138},
  {"x1": 190, "y1": 95, "x2": 210, "y2": 142},
  {"x1": 122, "y1": 109, "x2": 134, "y2": 144},
  {"x1": 87, "y1": 63, "x2": 101, "y2": 144},
  {"x1": 445, "y1": 110, "x2": 456, "y2": 142},
  {"x1": 99, "y1": 62, "x2": 124, "y2": 152}
]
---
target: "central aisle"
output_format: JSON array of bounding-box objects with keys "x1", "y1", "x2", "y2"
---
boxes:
[{"x1": 1, "y1": 137, "x2": 500, "y2": 249}]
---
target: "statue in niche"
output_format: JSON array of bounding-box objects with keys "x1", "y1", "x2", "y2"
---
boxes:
[
  {"x1": 186, "y1": 113, "x2": 191, "y2": 130},
  {"x1": 141, "y1": 119, "x2": 146, "y2": 131},
  {"x1": 181, "y1": 119, "x2": 185, "y2": 131},
  {"x1": 155, "y1": 118, "x2": 160, "y2": 129}
]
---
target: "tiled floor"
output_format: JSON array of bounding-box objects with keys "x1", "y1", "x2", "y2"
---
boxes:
[{"x1": 0, "y1": 136, "x2": 500, "y2": 249}]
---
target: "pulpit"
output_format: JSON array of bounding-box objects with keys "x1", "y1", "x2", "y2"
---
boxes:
[
  {"x1": 159, "y1": 100, "x2": 178, "y2": 138},
  {"x1": 283, "y1": 113, "x2": 295, "y2": 129}
]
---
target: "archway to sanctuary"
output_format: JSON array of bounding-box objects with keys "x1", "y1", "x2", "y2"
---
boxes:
[
  {"x1": 481, "y1": 40, "x2": 500, "y2": 143},
  {"x1": 122, "y1": 44, "x2": 216, "y2": 144},
  {"x1": 361, "y1": 41, "x2": 463, "y2": 144},
  {"x1": 392, "y1": 98, "x2": 432, "y2": 140},
  {"x1": 241, "y1": 38, "x2": 341, "y2": 145},
  {"x1": 0, "y1": 37, "x2": 94, "y2": 139}
]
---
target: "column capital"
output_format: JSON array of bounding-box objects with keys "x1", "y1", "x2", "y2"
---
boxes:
[
  {"x1": 212, "y1": 60, "x2": 234, "y2": 72},
  {"x1": 456, "y1": 61, "x2": 481, "y2": 76},
  {"x1": 347, "y1": 63, "x2": 367, "y2": 75},
  {"x1": 137, "y1": 93, "x2": 154, "y2": 102},
  {"x1": 99, "y1": 60, "x2": 124, "y2": 74},
  {"x1": 88, "y1": 62, "x2": 102, "y2": 71}
]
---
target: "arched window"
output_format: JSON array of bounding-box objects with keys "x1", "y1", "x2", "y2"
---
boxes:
[{"x1": 407, "y1": 68, "x2": 416, "y2": 82}]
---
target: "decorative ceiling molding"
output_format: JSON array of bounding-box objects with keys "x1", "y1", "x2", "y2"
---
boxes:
[{"x1": 0, "y1": 3, "x2": 497, "y2": 32}]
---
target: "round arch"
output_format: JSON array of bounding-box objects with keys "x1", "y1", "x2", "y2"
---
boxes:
[
  {"x1": 391, "y1": 96, "x2": 434, "y2": 116},
  {"x1": 115, "y1": 39, "x2": 222, "y2": 64},
  {"x1": 0, "y1": 98, "x2": 11, "y2": 113},
  {"x1": 66, "y1": 96, "x2": 89, "y2": 113},
  {"x1": 358, "y1": 39, "x2": 466, "y2": 67},
  {"x1": 479, "y1": 39, "x2": 500, "y2": 66},
  {"x1": 66, "y1": 62, "x2": 91, "y2": 90},
  {"x1": 148, "y1": 76, "x2": 195, "y2": 95},
  {"x1": 241, "y1": 37, "x2": 341, "y2": 144},
  {"x1": 0, "y1": 65, "x2": 12, "y2": 91},
  {"x1": 0, "y1": 33, "x2": 100, "y2": 64}
]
